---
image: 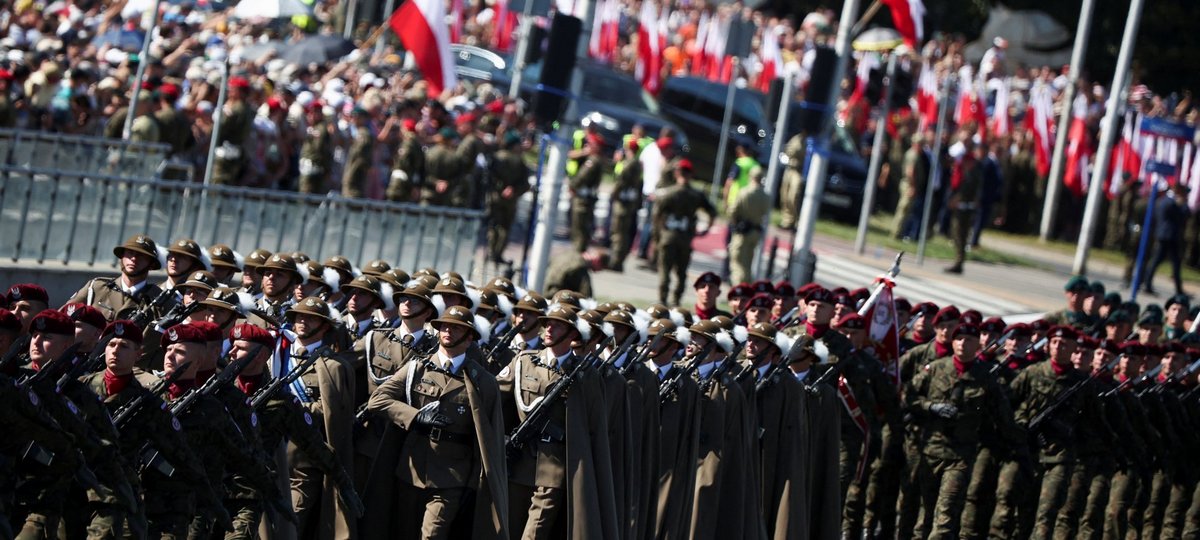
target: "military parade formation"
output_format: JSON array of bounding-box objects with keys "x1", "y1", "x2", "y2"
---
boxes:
[{"x1": 2, "y1": 230, "x2": 1200, "y2": 540}]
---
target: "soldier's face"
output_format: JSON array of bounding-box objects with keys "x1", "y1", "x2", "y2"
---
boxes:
[
  {"x1": 398, "y1": 296, "x2": 428, "y2": 319},
  {"x1": 211, "y1": 267, "x2": 235, "y2": 284},
  {"x1": 1117, "y1": 354, "x2": 1141, "y2": 378},
  {"x1": 952, "y1": 335, "x2": 979, "y2": 359},
  {"x1": 164, "y1": 343, "x2": 201, "y2": 378},
  {"x1": 774, "y1": 297, "x2": 799, "y2": 318},
  {"x1": 1166, "y1": 304, "x2": 1185, "y2": 326},
  {"x1": 105, "y1": 337, "x2": 139, "y2": 374},
  {"x1": 746, "y1": 306, "x2": 769, "y2": 326},
  {"x1": 11, "y1": 300, "x2": 47, "y2": 330},
  {"x1": 1164, "y1": 352, "x2": 1186, "y2": 377},
  {"x1": 29, "y1": 331, "x2": 71, "y2": 367},
  {"x1": 934, "y1": 321, "x2": 958, "y2": 344},
  {"x1": 513, "y1": 310, "x2": 538, "y2": 332},
  {"x1": 347, "y1": 291, "x2": 378, "y2": 316},
  {"x1": 230, "y1": 339, "x2": 268, "y2": 377},
  {"x1": 121, "y1": 251, "x2": 152, "y2": 276},
  {"x1": 542, "y1": 320, "x2": 572, "y2": 345},
  {"x1": 686, "y1": 336, "x2": 710, "y2": 359},
  {"x1": 695, "y1": 283, "x2": 718, "y2": 306},
  {"x1": 1065, "y1": 290, "x2": 1084, "y2": 312},
  {"x1": 1049, "y1": 337, "x2": 1076, "y2": 366},
  {"x1": 806, "y1": 301, "x2": 834, "y2": 325},
  {"x1": 260, "y1": 269, "x2": 292, "y2": 297},
  {"x1": 649, "y1": 340, "x2": 679, "y2": 365},
  {"x1": 292, "y1": 314, "x2": 326, "y2": 341},
  {"x1": 1092, "y1": 349, "x2": 1111, "y2": 374},
  {"x1": 729, "y1": 298, "x2": 744, "y2": 313},
  {"x1": 1005, "y1": 334, "x2": 1029, "y2": 355},
  {"x1": 1137, "y1": 326, "x2": 1160, "y2": 344},
  {"x1": 242, "y1": 271, "x2": 259, "y2": 289},
  {"x1": 180, "y1": 286, "x2": 210, "y2": 306},
  {"x1": 913, "y1": 314, "x2": 932, "y2": 336},
  {"x1": 440, "y1": 294, "x2": 465, "y2": 308},
  {"x1": 437, "y1": 323, "x2": 470, "y2": 349},
  {"x1": 746, "y1": 336, "x2": 771, "y2": 365},
  {"x1": 166, "y1": 254, "x2": 195, "y2": 277},
  {"x1": 1071, "y1": 347, "x2": 1087, "y2": 371},
  {"x1": 204, "y1": 308, "x2": 236, "y2": 329},
  {"x1": 75, "y1": 322, "x2": 101, "y2": 348}
]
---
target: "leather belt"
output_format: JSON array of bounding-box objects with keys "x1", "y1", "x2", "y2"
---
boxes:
[{"x1": 414, "y1": 424, "x2": 472, "y2": 444}]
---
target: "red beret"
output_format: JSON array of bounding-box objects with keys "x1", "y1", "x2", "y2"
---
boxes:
[
  {"x1": 960, "y1": 309, "x2": 983, "y2": 326},
  {"x1": 746, "y1": 293, "x2": 773, "y2": 309},
  {"x1": 910, "y1": 301, "x2": 938, "y2": 316},
  {"x1": 1164, "y1": 341, "x2": 1187, "y2": 354},
  {"x1": 838, "y1": 313, "x2": 865, "y2": 330},
  {"x1": 30, "y1": 310, "x2": 74, "y2": 335},
  {"x1": 1004, "y1": 322, "x2": 1032, "y2": 337},
  {"x1": 805, "y1": 286, "x2": 834, "y2": 304},
  {"x1": 775, "y1": 281, "x2": 796, "y2": 298},
  {"x1": 849, "y1": 288, "x2": 870, "y2": 302},
  {"x1": 656, "y1": 136, "x2": 674, "y2": 150},
  {"x1": 1029, "y1": 319, "x2": 1052, "y2": 332},
  {"x1": 104, "y1": 320, "x2": 143, "y2": 344},
  {"x1": 981, "y1": 317, "x2": 1007, "y2": 333},
  {"x1": 0, "y1": 69, "x2": 12, "y2": 81},
  {"x1": 266, "y1": 96, "x2": 284, "y2": 111},
  {"x1": 1047, "y1": 325, "x2": 1078, "y2": 340},
  {"x1": 159, "y1": 83, "x2": 181, "y2": 99},
  {"x1": 830, "y1": 287, "x2": 848, "y2": 298},
  {"x1": 1097, "y1": 338, "x2": 1120, "y2": 353},
  {"x1": 933, "y1": 306, "x2": 961, "y2": 325},
  {"x1": 161, "y1": 323, "x2": 208, "y2": 346},
  {"x1": 401, "y1": 118, "x2": 417, "y2": 131},
  {"x1": 627, "y1": 138, "x2": 640, "y2": 152},
  {"x1": 894, "y1": 297, "x2": 912, "y2": 313},
  {"x1": 750, "y1": 280, "x2": 776, "y2": 296},
  {"x1": 455, "y1": 112, "x2": 477, "y2": 126},
  {"x1": 0, "y1": 308, "x2": 19, "y2": 332},
  {"x1": 1120, "y1": 341, "x2": 1146, "y2": 355},
  {"x1": 953, "y1": 323, "x2": 980, "y2": 338},
  {"x1": 6, "y1": 283, "x2": 49, "y2": 305},
  {"x1": 727, "y1": 283, "x2": 752, "y2": 300},
  {"x1": 693, "y1": 271, "x2": 721, "y2": 288},
  {"x1": 1076, "y1": 335, "x2": 1097, "y2": 349},
  {"x1": 61, "y1": 303, "x2": 107, "y2": 330},
  {"x1": 485, "y1": 99, "x2": 505, "y2": 114},
  {"x1": 230, "y1": 323, "x2": 274, "y2": 348},
  {"x1": 833, "y1": 292, "x2": 853, "y2": 306},
  {"x1": 188, "y1": 321, "x2": 223, "y2": 342},
  {"x1": 229, "y1": 76, "x2": 250, "y2": 89}
]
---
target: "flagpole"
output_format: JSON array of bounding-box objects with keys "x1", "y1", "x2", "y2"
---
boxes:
[
  {"x1": 122, "y1": 0, "x2": 163, "y2": 140},
  {"x1": 790, "y1": 0, "x2": 861, "y2": 284},
  {"x1": 1074, "y1": 0, "x2": 1144, "y2": 275},
  {"x1": 753, "y1": 68, "x2": 795, "y2": 279},
  {"x1": 916, "y1": 73, "x2": 953, "y2": 265},
  {"x1": 508, "y1": 0, "x2": 537, "y2": 100},
  {"x1": 710, "y1": 57, "x2": 739, "y2": 202},
  {"x1": 855, "y1": 51, "x2": 896, "y2": 254},
  {"x1": 1039, "y1": 0, "x2": 1096, "y2": 242},
  {"x1": 343, "y1": 0, "x2": 358, "y2": 39}
]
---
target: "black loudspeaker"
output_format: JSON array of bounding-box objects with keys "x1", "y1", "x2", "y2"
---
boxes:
[
  {"x1": 523, "y1": 24, "x2": 548, "y2": 65},
  {"x1": 890, "y1": 66, "x2": 914, "y2": 110},
  {"x1": 765, "y1": 77, "x2": 787, "y2": 124},
  {"x1": 532, "y1": 13, "x2": 582, "y2": 128},
  {"x1": 799, "y1": 46, "x2": 837, "y2": 134}
]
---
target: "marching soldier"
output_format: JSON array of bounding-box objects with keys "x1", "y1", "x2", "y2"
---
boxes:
[
  {"x1": 211, "y1": 76, "x2": 254, "y2": 186},
  {"x1": 944, "y1": 141, "x2": 982, "y2": 275},
  {"x1": 1043, "y1": 276, "x2": 1098, "y2": 330},
  {"x1": 207, "y1": 244, "x2": 243, "y2": 286},
  {"x1": 8, "y1": 283, "x2": 50, "y2": 332},
  {"x1": 653, "y1": 160, "x2": 716, "y2": 305},
  {"x1": 692, "y1": 272, "x2": 731, "y2": 321},
  {"x1": 340, "y1": 275, "x2": 385, "y2": 342},
  {"x1": 644, "y1": 318, "x2": 701, "y2": 539},
  {"x1": 154, "y1": 84, "x2": 193, "y2": 157},
  {"x1": 385, "y1": 118, "x2": 424, "y2": 203},
  {"x1": 365, "y1": 305, "x2": 509, "y2": 538},
  {"x1": 569, "y1": 136, "x2": 605, "y2": 253},
  {"x1": 160, "y1": 238, "x2": 210, "y2": 292},
  {"x1": 487, "y1": 132, "x2": 531, "y2": 264},
  {"x1": 497, "y1": 305, "x2": 618, "y2": 539},
  {"x1": 342, "y1": 107, "x2": 374, "y2": 199},
  {"x1": 299, "y1": 102, "x2": 334, "y2": 195},
  {"x1": 727, "y1": 167, "x2": 770, "y2": 286},
  {"x1": 67, "y1": 235, "x2": 166, "y2": 322},
  {"x1": 779, "y1": 133, "x2": 806, "y2": 230},
  {"x1": 609, "y1": 140, "x2": 643, "y2": 272},
  {"x1": 252, "y1": 254, "x2": 306, "y2": 324}
]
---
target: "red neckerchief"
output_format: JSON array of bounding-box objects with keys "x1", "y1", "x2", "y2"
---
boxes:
[
  {"x1": 953, "y1": 355, "x2": 973, "y2": 376},
  {"x1": 1051, "y1": 360, "x2": 1071, "y2": 377},
  {"x1": 935, "y1": 340, "x2": 952, "y2": 358},
  {"x1": 237, "y1": 373, "x2": 265, "y2": 395},
  {"x1": 911, "y1": 333, "x2": 931, "y2": 345},
  {"x1": 104, "y1": 369, "x2": 133, "y2": 396},
  {"x1": 168, "y1": 378, "x2": 196, "y2": 400},
  {"x1": 694, "y1": 303, "x2": 717, "y2": 321},
  {"x1": 806, "y1": 322, "x2": 829, "y2": 339}
]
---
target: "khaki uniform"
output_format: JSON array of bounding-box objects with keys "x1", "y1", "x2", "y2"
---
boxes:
[
  {"x1": 454, "y1": 134, "x2": 487, "y2": 208},
  {"x1": 779, "y1": 134, "x2": 806, "y2": 229},
  {"x1": 652, "y1": 361, "x2": 701, "y2": 540},
  {"x1": 542, "y1": 251, "x2": 592, "y2": 299},
  {"x1": 948, "y1": 160, "x2": 982, "y2": 269},
  {"x1": 568, "y1": 156, "x2": 604, "y2": 253},
  {"x1": 422, "y1": 144, "x2": 460, "y2": 207},
  {"x1": 486, "y1": 149, "x2": 530, "y2": 261},
  {"x1": 386, "y1": 132, "x2": 425, "y2": 203},
  {"x1": 211, "y1": 100, "x2": 253, "y2": 186},
  {"x1": 653, "y1": 183, "x2": 716, "y2": 305},
  {"x1": 129, "y1": 114, "x2": 160, "y2": 144},
  {"x1": 727, "y1": 182, "x2": 771, "y2": 285},
  {"x1": 299, "y1": 121, "x2": 333, "y2": 194},
  {"x1": 154, "y1": 107, "x2": 193, "y2": 156},
  {"x1": 688, "y1": 367, "x2": 755, "y2": 539},
  {"x1": 892, "y1": 147, "x2": 929, "y2": 239},
  {"x1": 609, "y1": 157, "x2": 643, "y2": 267},
  {"x1": 67, "y1": 277, "x2": 164, "y2": 322},
  {"x1": 366, "y1": 350, "x2": 509, "y2": 539},
  {"x1": 342, "y1": 127, "x2": 374, "y2": 199}
]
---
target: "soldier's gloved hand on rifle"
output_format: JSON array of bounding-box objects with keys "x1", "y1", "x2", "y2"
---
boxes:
[
  {"x1": 152, "y1": 303, "x2": 191, "y2": 332},
  {"x1": 334, "y1": 469, "x2": 366, "y2": 518},
  {"x1": 414, "y1": 402, "x2": 451, "y2": 428},
  {"x1": 928, "y1": 402, "x2": 959, "y2": 419}
]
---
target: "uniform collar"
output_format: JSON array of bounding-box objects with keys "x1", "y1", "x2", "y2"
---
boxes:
[
  {"x1": 697, "y1": 361, "x2": 717, "y2": 378},
  {"x1": 120, "y1": 276, "x2": 148, "y2": 295},
  {"x1": 437, "y1": 350, "x2": 467, "y2": 374}
]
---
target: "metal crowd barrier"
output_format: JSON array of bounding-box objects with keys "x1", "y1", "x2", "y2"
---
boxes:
[
  {"x1": 0, "y1": 128, "x2": 170, "y2": 179},
  {"x1": 0, "y1": 167, "x2": 485, "y2": 276}
]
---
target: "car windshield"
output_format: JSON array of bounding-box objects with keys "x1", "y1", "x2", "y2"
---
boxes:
[{"x1": 522, "y1": 63, "x2": 659, "y2": 114}]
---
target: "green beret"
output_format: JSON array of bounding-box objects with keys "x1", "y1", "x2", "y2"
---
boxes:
[{"x1": 1064, "y1": 275, "x2": 1090, "y2": 292}]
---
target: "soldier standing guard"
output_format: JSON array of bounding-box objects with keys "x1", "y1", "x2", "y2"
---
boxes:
[
  {"x1": 298, "y1": 102, "x2": 333, "y2": 194},
  {"x1": 945, "y1": 142, "x2": 983, "y2": 274},
  {"x1": 342, "y1": 107, "x2": 374, "y2": 199},
  {"x1": 653, "y1": 160, "x2": 716, "y2": 305},
  {"x1": 366, "y1": 305, "x2": 509, "y2": 539},
  {"x1": 487, "y1": 132, "x2": 531, "y2": 264},
  {"x1": 609, "y1": 140, "x2": 644, "y2": 272},
  {"x1": 386, "y1": 118, "x2": 425, "y2": 203},
  {"x1": 568, "y1": 136, "x2": 605, "y2": 253},
  {"x1": 727, "y1": 167, "x2": 771, "y2": 286},
  {"x1": 211, "y1": 76, "x2": 254, "y2": 186}
]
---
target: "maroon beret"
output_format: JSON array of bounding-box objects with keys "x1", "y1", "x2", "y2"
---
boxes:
[
  {"x1": 230, "y1": 323, "x2": 274, "y2": 348},
  {"x1": 1029, "y1": 319, "x2": 1052, "y2": 332},
  {"x1": 746, "y1": 293, "x2": 774, "y2": 309},
  {"x1": 980, "y1": 317, "x2": 1007, "y2": 333},
  {"x1": 1004, "y1": 322, "x2": 1032, "y2": 337},
  {"x1": 1164, "y1": 341, "x2": 1187, "y2": 354},
  {"x1": 804, "y1": 286, "x2": 835, "y2": 304},
  {"x1": 849, "y1": 288, "x2": 870, "y2": 303},
  {"x1": 6, "y1": 283, "x2": 48, "y2": 305},
  {"x1": 953, "y1": 323, "x2": 980, "y2": 338},
  {"x1": 933, "y1": 306, "x2": 961, "y2": 325},
  {"x1": 1120, "y1": 341, "x2": 1145, "y2": 355},
  {"x1": 960, "y1": 309, "x2": 983, "y2": 326},
  {"x1": 693, "y1": 271, "x2": 721, "y2": 288},
  {"x1": 105, "y1": 320, "x2": 144, "y2": 344},
  {"x1": 894, "y1": 297, "x2": 912, "y2": 313},
  {"x1": 910, "y1": 301, "x2": 938, "y2": 317},
  {"x1": 188, "y1": 321, "x2": 223, "y2": 342},
  {"x1": 161, "y1": 324, "x2": 208, "y2": 346},
  {"x1": 61, "y1": 303, "x2": 106, "y2": 330},
  {"x1": 0, "y1": 308, "x2": 19, "y2": 332},
  {"x1": 838, "y1": 313, "x2": 866, "y2": 330},
  {"x1": 775, "y1": 281, "x2": 796, "y2": 298},
  {"x1": 750, "y1": 280, "x2": 776, "y2": 296},
  {"x1": 833, "y1": 292, "x2": 853, "y2": 306},
  {"x1": 30, "y1": 310, "x2": 74, "y2": 335},
  {"x1": 1047, "y1": 325, "x2": 1078, "y2": 340},
  {"x1": 727, "y1": 283, "x2": 752, "y2": 300}
]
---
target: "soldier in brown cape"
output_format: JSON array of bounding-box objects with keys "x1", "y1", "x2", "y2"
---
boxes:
[
  {"x1": 497, "y1": 306, "x2": 618, "y2": 539},
  {"x1": 687, "y1": 320, "x2": 755, "y2": 540},
  {"x1": 790, "y1": 334, "x2": 843, "y2": 540},
  {"x1": 279, "y1": 297, "x2": 358, "y2": 540},
  {"x1": 366, "y1": 305, "x2": 509, "y2": 539},
  {"x1": 644, "y1": 318, "x2": 701, "y2": 540}
]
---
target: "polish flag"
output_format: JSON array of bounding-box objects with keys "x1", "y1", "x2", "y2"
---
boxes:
[
  {"x1": 881, "y1": 0, "x2": 925, "y2": 49},
  {"x1": 490, "y1": 0, "x2": 517, "y2": 52},
  {"x1": 690, "y1": 11, "x2": 710, "y2": 75},
  {"x1": 916, "y1": 62, "x2": 938, "y2": 130},
  {"x1": 449, "y1": 0, "x2": 463, "y2": 43},
  {"x1": 589, "y1": 0, "x2": 620, "y2": 63},
  {"x1": 389, "y1": 0, "x2": 457, "y2": 98},
  {"x1": 1107, "y1": 113, "x2": 1142, "y2": 199},
  {"x1": 635, "y1": 0, "x2": 664, "y2": 95},
  {"x1": 860, "y1": 277, "x2": 901, "y2": 388},
  {"x1": 990, "y1": 77, "x2": 1010, "y2": 138},
  {"x1": 1025, "y1": 83, "x2": 1055, "y2": 177},
  {"x1": 703, "y1": 12, "x2": 729, "y2": 81},
  {"x1": 1063, "y1": 95, "x2": 1092, "y2": 197},
  {"x1": 756, "y1": 25, "x2": 783, "y2": 92}
]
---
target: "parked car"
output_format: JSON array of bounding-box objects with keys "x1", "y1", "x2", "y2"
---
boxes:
[
  {"x1": 658, "y1": 76, "x2": 769, "y2": 181},
  {"x1": 801, "y1": 126, "x2": 869, "y2": 223},
  {"x1": 449, "y1": 44, "x2": 507, "y2": 84}
]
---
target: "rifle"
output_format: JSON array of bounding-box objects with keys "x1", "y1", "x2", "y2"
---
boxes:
[
  {"x1": 108, "y1": 281, "x2": 181, "y2": 328},
  {"x1": 659, "y1": 339, "x2": 716, "y2": 404},
  {"x1": 981, "y1": 329, "x2": 1016, "y2": 359},
  {"x1": 1148, "y1": 357, "x2": 1200, "y2": 395},
  {"x1": 856, "y1": 251, "x2": 904, "y2": 317},
  {"x1": 249, "y1": 346, "x2": 332, "y2": 410},
  {"x1": 111, "y1": 361, "x2": 193, "y2": 429},
  {"x1": 506, "y1": 337, "x2": 611, "y2": 459},
  {"x1": 774, "y1": 306, "x2": 802, "y2": 330},
  {"x1": 1102, "y1": 363, "x2": 1162, "y2": 398},
  {"x1": 1020, "y1": 336, "x2": 1049, "y2": 357},
  {"x1": 620, "y1": 331, "x2": 664, "y2": 378},
  {"x1": 698, "y1": 349, "x2": 740, "y2": 394},
  {"x1": 484, "y1": 323, "x2": 522, "y2": 361},
  {"x1": 803, "y1": 359, "x2": 844, "y2": 395},
  {"x1": 166, "y1": 345, "x2": 258, "y2": 419},
  {"x1": 1028, "y1": 355, "x2": 1123, "y2": 438},
  {"x1": 600, "y1": 330, "x2": 645, "y2": 372},
  {"x1": 355, "y1": 345, "x2": 436, "y2": 426},
  {"x1": 0, "y1": 334, "x2": 31, "y2": 374},
  {"x1": 754, "y1": 346, "x2": 792, "y2": 395},
  {"x1": 17, "y1": 343, "x2": 83, "y2": 391}
]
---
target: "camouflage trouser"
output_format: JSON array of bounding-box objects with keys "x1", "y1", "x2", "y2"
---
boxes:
[
  {"x1": 840, "y1": 434, "x2": 869, "y2": 536},
  {"x1": 1079, "y1": 457, "x2": 1115, "y2": 540},
  {"x1": 990, "y1": 457, "x2": 1037, "y2": 540},
  {"x1": 486, "y1": 201, "x2": 517, "y2": 261},
  {"x1": 1104, "y1": 466, "x2": 1137, "y2": 540},
  {"x1": 1162, "y1": 475, "x2": 1195, "y2": 540},
  {"x1": 863, "y1": 426, "x2": 904, "y2": 539},
  {"x1": 1033, "y1": 461, "x2": 1074, "y2": 540},
  {"x1": 896, "y1": 433, "x2": 925, "y2": 540},
  {"x1": 82, "y1": 503, "x2": 126, "y2": 540},
  {"x1": 1144, "y1": 469, "x2": 1172, "y2": 540},
  {"x1": 779, "y1": 167, "x2": 803, "y2": 229},
  {"x1": 609, "y1": 204, "x2": 637, "y2": 266},
  {"x1": 1054, "y1": 454, "x2": 1109, "y2": 540},
  {"x1": 656, "y1": 238, "x2": 691, "y2": 305},
  {"x1": 918, "y1": 454, "x2": 973, "y2": 540},
  {"x1": 960, "y1": 446, "x2": 1001, "y2": 540},
  {"x1": 1129, "y1": 467, "x2": 1157, "y2": 540},
  {"x1": 224, "y1": 499, "x2": 263, "y2": 540},
  {"x1": 728, "y1": 231, "x2": 761, "y2": 286},
  {"x1": 1182, "y1": 477, "x2": 1200, "y2": 539},
  {"x1": 569, "y1": 199, "x2": 596, "y2": 253}
]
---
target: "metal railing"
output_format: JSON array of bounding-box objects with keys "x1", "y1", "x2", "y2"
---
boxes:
[
  {"x1": 0, "y1": 167, "x2": 485, "y2": 276},
  {"x1": 0, "y1": 128, "x2": 170, "y2": 179}
]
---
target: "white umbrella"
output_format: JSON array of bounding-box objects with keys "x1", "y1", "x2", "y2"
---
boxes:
[{"x1": 233, "y1": 0, "x2": 312, "y2": 19}]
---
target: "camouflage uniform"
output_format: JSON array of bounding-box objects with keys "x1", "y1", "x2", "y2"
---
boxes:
[
  {"x1": 568, "y1": 155, "x2": 604, "y2": 253},
  {"x1": 298, "y1": 120, "x2": 333, "y2": 194},
  {"x1": 385, "y1": 129, "x2": 425, "y2": 203},
  {"x1": 485, "y1": 147, "x2": 530, "y2": 262},
  {"x1": 653, "y1": 181, "x2": 716, "y2": 305}
]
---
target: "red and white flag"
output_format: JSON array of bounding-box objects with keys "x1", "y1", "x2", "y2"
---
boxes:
[
  {"x1": 1064, "y1": 95, "x2": 1092, "y2": 197},
  {"x1": 862, "y1": 277, "x2": 901, "y2": 388},
  {"x1": 1107, "y1": 112, "x2": 1142, "y2": 199},
  {"x1": 990, "y1": 78, "x2": 1010, "y2": 138},
  {"x1": 756, "y1": 25, "x2": 783, "y2": 92},
  {"x1": 389, "y1": 0, "x2": 458, "y2": 98},
  {"x1": 690, "y1": 11, "x2": 710, "y2": 75},
  {"x1": 635, "y1": 0, "x2": 665, "y2": 95},
  {"x1": 449, "y1": 0, "x2": 463, "y2": 43},
  {"x1": 588, "y1": 0, "x2": 620, "y2": 63},
  {"x1": 703, "y1": 11, "x2": 729, "y2": 81},
  {"x1": 916, "y1": 62, "x2": 938, "y2": 130},
  {"x1": 490, "y1": 0, "x2": 517, "y2": 52},
  {"x1": 1025, "y1": 83, "x2": 1055, "y2": 177},
  {"x1": 881, "y1": 0, "x2": 925, "y2": 49}
]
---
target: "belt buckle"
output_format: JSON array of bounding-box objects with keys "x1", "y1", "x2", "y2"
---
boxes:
[{"x1": 429, "y1": 427, "x2": 443, "y2": 441}]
